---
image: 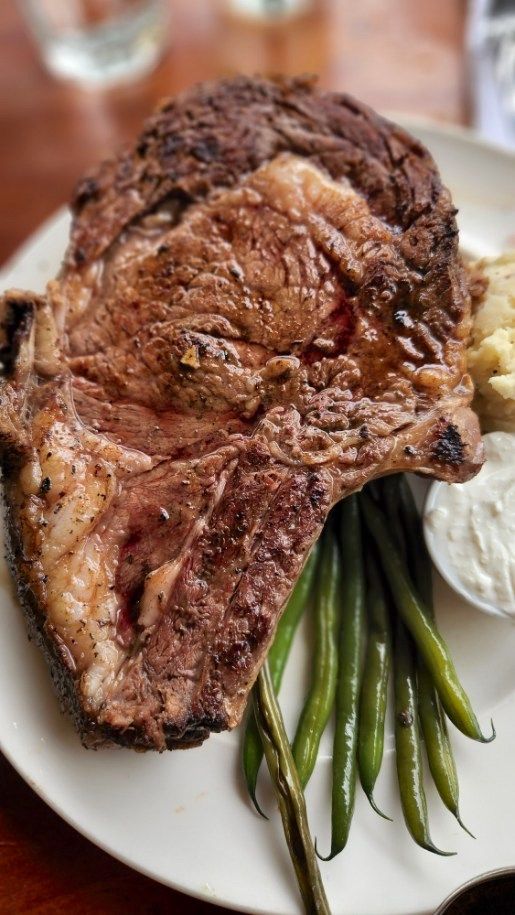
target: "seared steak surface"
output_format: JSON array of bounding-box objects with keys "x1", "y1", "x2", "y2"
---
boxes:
[{"x1": 0, "y1": 77, "x2": 482, "y2": 749}]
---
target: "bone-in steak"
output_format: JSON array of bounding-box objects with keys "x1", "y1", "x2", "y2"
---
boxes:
[{"x1": 0, "y1": 77, "x2": 482, "y2": 750}]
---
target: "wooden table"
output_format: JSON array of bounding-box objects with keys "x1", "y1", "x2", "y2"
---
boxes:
[{"x1": 0, "y1": 1, "x2": 467, "y2": 911}]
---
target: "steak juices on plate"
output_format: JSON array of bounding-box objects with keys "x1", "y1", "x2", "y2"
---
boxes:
[{"x1": 0, "y1": 76, "x2": 482, "y2": 751}]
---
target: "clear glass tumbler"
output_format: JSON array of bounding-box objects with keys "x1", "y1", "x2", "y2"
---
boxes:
[{"x1": 19, "y1": 0, "x2": 169, "y2": 86}]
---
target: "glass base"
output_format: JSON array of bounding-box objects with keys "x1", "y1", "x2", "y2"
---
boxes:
[
  {"x1": 227, "y1": 0, "x2": 311, "y2": 21},
  {"x1": 31, "y1": 1, "x2": 168, "y2": 87}
]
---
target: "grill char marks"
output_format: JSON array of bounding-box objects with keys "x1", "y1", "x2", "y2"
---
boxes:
[
  {"x1": 432, "y1": 421, "x2": 466, "y2": 467},
  {"x1": 0, "y1": 77, "x2": 483, "y2": 750}
]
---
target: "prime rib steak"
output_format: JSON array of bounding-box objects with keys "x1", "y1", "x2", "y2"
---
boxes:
[{"x1": 0, "y1": 76, "x2": 482, "y2": 750}]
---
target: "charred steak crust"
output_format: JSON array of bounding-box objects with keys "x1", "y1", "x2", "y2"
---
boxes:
[{"x1": 0, "y1": 77, "x2": 482, "y2": 750}]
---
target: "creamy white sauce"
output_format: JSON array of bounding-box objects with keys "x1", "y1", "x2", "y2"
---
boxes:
[{"x1": 426, "y1": 432, "x2": 515, "y2": 615}]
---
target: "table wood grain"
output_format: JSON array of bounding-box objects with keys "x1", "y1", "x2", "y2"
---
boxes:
[{"x1": 0, "y1": 0, "x2": 467, "y2": 911}]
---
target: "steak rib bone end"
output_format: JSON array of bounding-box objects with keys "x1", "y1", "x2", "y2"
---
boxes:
[{"x1": 0, "y1": 76, "x2": 482, "y2": 750}]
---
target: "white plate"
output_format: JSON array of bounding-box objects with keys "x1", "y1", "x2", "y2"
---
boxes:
[{"x1": 2, "y1": 122, "x2": 515, "y2": 915}]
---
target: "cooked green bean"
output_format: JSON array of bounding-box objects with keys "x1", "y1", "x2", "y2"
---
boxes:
[
  {"x1": 393, "y1": 475, "x2": 473, "y2": 836},
  {"x1": 367, "y1": 480, "x2": 382, "y2": 502},
  {"x1": 394, "y1": 617, "x2": 454, "y2": 855},
  {"x1": 358, "y1": 545, "x2": 392, "y2": 820},
  {"x1": 293, "y1": 525, "x2": 340, "y2": 788},
  {"x1": 380, "y1": 476, "x2": 407, "y2": 559},
  {"x1": 243, "y1": 543, "x2": 320, "y2": 815},
  {"x1": 417, "y1": 662, "x2": 473, "y2": 837},
  {"x1": 320, "y1": 495, "x2": 365, "y2": 859},
  {"x1": 360, "y1": 491, "x2": 494, "y2": 743},
  {"x1": 254, "y1": 661, "x2": 331, "y2": 914},
  {"x1": 396, "y1": 475, "x2": 433, "y2": 606}
]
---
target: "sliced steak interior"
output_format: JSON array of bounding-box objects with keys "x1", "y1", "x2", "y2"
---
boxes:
[{"x1": 0, "y1": 77, "x2": 482, "y2": 750}]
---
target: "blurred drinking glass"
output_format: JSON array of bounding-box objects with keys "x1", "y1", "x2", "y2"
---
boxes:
[
  {"x1": 19, "y1": 0, "x2": 169, "y2": 86},
  {"x1": 226, "y1": 0, "x2": 311, "y2": 21}
]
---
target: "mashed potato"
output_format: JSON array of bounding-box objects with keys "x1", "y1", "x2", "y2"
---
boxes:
[{"x1": 468, "y1": 253, "x2": 515, "y2": 432}]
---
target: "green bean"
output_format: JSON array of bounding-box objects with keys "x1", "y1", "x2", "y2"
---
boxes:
[
  {"x1": 396, "y1": 475, "x2": 432, "y2": 606},
  {"x1": 417, "y1": 663, "x2": 474, "y2": 837},
  {"x1": 360, "y1": 491, "x2": 494, "y2": 743},
  {"x1": 358, "y1": 545, "x2": 392, "y2": 820},
  {"x1": 293, "y1": 524, "x2": 340, "y2": 788},
  {"x1": 254, "y1": 661, "x2": 331, "y2": 915},
  {"x1": 394, "y1": 617, "x2": 454, "y2": 855},
  {"x1": 367, "y1": 480, "x2": 382, "y2": 502},
  {"x1": 394, "y1": 475, "x2": 474, "y2": 836},
  {"x1": 381, "y1": 476, "x2": 474, "y2": 834},
  {"x1": 320, "y1": 495, "x2": 365, "y2": 859},
  {"x1": 243, "y1": 543, "x2": 320, "y2": 815},
  {"x1": 380, "y1": 476, "x2": 407, "y2": 559}
]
